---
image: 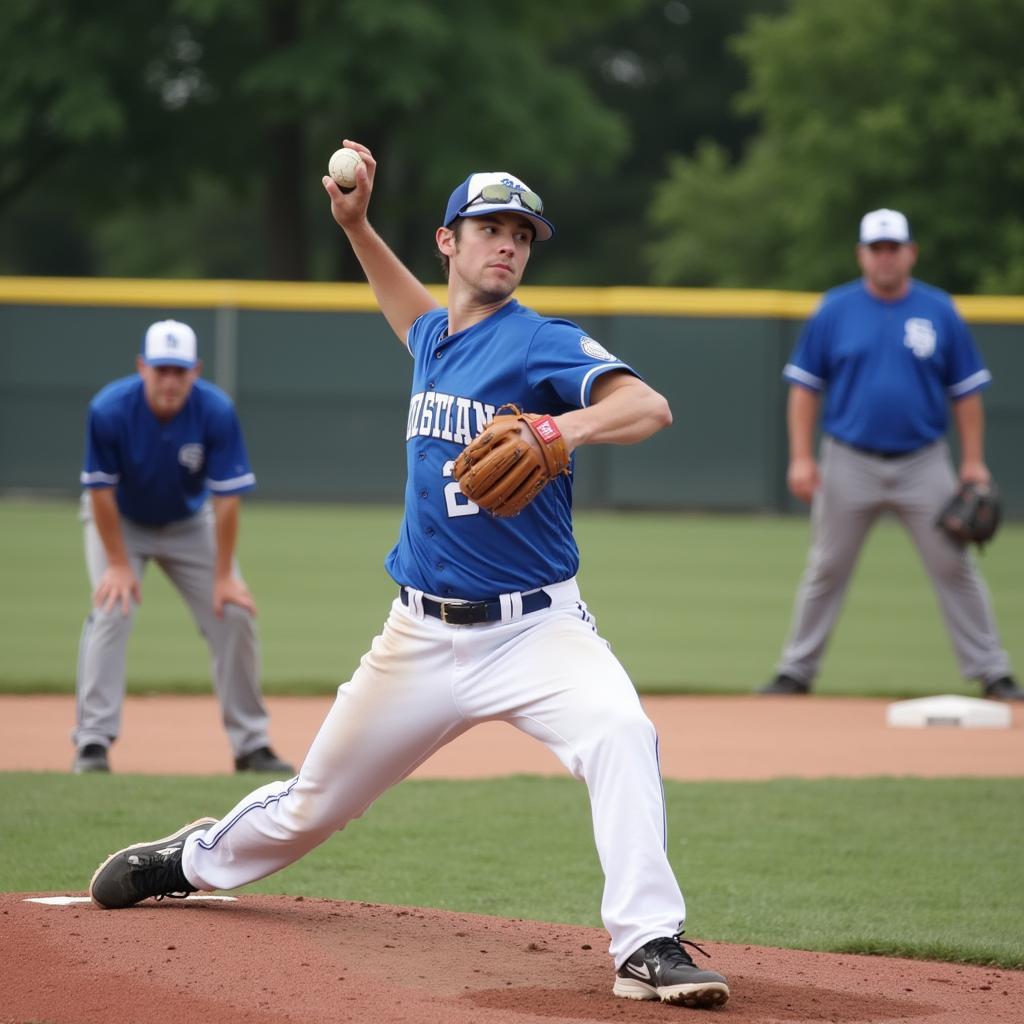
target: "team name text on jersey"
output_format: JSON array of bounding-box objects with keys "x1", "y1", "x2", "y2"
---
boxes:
[{"x1": 406, "y1": 392, "x2": 496, "y2": 444}]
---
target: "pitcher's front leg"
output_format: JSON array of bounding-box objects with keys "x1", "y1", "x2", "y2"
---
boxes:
[{"x1": 185, "y1": 607, "x2": 466, "y2": 890}]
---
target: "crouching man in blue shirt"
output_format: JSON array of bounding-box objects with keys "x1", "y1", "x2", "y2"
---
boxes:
[{"x1": 74, "y1": 320, "x2": 293, "y2": 774}]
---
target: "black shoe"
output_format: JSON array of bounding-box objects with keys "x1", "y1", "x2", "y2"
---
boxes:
[
  {"x1": 90, "y1": 818, "x2": 217, "y2": 909},
  {"x1": 757, "y1": 673, "x2": 811, "y2": 695},
  {"x1": 614, "y1": 933, "x2": 729, "y2": 1008},
  {"x1": 234, "y1": 746, "x2": 294, "y2": 774},
  {"x1": 73, "y1": 743, "x2": 110, "y2": 774},
  {"x1": 983, "y1": 676, "x2": 1024, "y2": 701}
]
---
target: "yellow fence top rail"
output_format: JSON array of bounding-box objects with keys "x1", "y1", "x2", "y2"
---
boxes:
[{"x1": 1, "y1": 276, "x2": 1022, "y2": 323}]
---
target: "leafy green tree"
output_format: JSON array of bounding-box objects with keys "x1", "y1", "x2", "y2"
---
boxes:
[
  {"x1": 539, "y1": 0, "x2": 786, "y2": 285},
  {"x1": 648, "y1": 0, "x2": 1024, "y2": 293},
  {"x1": 0, "y1": 0, "x2": 781, "y2": 283},
  {"x1": 0, "y1": 0, "x2": 647, "y2": 280},
  {"x1": 0, "y1": 0, "x2": 215, "y2": 273}
]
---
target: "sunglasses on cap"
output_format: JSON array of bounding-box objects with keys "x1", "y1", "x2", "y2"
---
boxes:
[{"x1": 461, "y1": 182, "x2": 544, "y2": 216}]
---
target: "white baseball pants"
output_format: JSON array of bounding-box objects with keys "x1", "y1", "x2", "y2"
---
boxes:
[{"x1": 183, "y1": 579, "x2": 687, "y2": 966}]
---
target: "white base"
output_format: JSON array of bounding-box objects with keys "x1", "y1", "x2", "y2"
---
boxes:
[{"x1": 886, "y1": 694, "x2": 1011, "y2": 729}]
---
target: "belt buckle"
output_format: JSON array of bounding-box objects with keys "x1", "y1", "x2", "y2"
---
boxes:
[{"x1": 438, "y1": 599, "x2": 485, "y2": 625}]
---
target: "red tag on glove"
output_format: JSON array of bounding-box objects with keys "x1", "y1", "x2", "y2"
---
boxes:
[{"x1": 531, "y1": 415, "x2": 562, "y2": 445}]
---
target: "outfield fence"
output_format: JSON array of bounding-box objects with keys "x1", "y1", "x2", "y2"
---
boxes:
[{"x1": 2, "y1": 278, "x2": 1022, "y2": 516}]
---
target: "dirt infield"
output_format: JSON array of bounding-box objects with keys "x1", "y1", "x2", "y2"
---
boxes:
[
  {"x1": 4, "y1": 693, "x2": 1023, "y2": 778},
  {"x1": 4, "y1": 694, "x2": 1023, "y2": 1023}
]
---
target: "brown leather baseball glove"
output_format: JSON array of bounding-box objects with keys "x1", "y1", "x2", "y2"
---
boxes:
[
  {"x1": 453, "y1": 404, "x2": 570, "y2": 517},
  {"x1": 935, "y1": 480, "x2": 1002, "y2": 549}
]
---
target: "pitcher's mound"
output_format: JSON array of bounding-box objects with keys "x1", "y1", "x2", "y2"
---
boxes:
[{"x1": 5, "y1": 893, "x2": 1021, "y2": 1023}]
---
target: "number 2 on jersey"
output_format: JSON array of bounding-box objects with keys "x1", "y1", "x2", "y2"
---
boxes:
[{"x1": 443, "y1": 460, "x2": 480, "y2": 518}]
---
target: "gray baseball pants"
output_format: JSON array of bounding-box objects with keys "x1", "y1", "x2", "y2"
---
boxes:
[
  {"x1": 777, "y1": 437, "x2": 1011, "y2": 685},
  {"x1": 74, "y1": 496, "x2": 272, "y2": 758}
]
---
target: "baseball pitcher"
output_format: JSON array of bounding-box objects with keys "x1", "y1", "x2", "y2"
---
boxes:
[{"x1": 88, "y1": 147, "x2": 729, "y2": 1009}]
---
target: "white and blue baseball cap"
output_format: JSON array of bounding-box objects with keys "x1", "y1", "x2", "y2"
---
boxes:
[
  {"x1": 443, "y1": 172, "x2": 555, "y2": 241},
  {"x1": 142, "y1": 320, "x2": 198, "y2": 368},
  {"x1": 859, "y1": 208, "x2": 912, "y2": 245}
]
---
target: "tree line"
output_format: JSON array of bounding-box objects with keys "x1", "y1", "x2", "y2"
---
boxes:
[{"x1": 1, "y1": 0, "x2": 1020, "y2": 293}]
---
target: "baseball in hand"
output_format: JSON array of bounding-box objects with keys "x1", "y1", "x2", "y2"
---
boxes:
[{"x1": 328, "y1": 147, "x2": 364, "y2": 191}]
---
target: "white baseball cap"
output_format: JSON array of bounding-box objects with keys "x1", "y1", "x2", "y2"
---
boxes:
[
  {"x1": 142, "y1": 320, "x2": 198, "y2": 368},
  {"x1": 859, "y1": 208, "x2": 911, "y2": 245}
]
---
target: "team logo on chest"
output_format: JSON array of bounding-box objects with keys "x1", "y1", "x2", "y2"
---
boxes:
[
  {"x1": 178, "y1": 443, "x2": 205, "y2": 473},
  {"x1": 903, "y1": 318, "x2": 936, "y2": 359}
]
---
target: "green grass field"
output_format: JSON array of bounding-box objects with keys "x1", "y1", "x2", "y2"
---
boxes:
[
  {"x1": 2, "y1": 497, "x2": 1022, "y2": 969},
  {"x1": 2, "y1": 773, "x2": 1021, "y2": 968},
  {"x1": 1, "y1": 497, "x2": 1021, "y2": 696}
]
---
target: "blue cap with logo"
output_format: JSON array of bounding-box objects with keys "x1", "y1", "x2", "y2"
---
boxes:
[
  {"x1": 142, "y1": 320, "x2": 198, "y2": 368},
  {"x1": 443, "y1": 172, "x2": 555, "y2": 241}
]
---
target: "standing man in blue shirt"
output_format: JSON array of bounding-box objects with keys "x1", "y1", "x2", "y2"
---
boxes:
[
  {"x1": 74, "y1": 320, "x2": 294, "y2": 774},
  {"x1": 88, "y1": 146, "x2": 730, "y2": 1010},
  {"x1": 760, "y1": 209, "x2": 1019, "y2": 700}
]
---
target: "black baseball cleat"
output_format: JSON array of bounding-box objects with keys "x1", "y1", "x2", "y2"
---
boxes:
[
  {"x1": 614, "y1": 933, "x2": 729, "y2": 1008},
  {"x1": 757, "y1": 673, "x2": 811, "y2": 695},
  {"x1": 983, "y1": 676, "x2": 1024, "y2": 701},
  {"x1": 234, "y1": 746, "x2": 295, "y2": 774},
  {"x1": 73, "y1": 743, "x2": 111, "y2": 774},
  {"x1": 90, "y1": 818, "x2": 217, "y2": 909}
]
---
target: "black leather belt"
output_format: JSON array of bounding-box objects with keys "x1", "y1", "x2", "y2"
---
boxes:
[
  {"x1": 832, "y1": 437, "x2": 920, "y2": 460},
  {"x1": 399, "y1": 586, "x2": 552, "y2": 625}
]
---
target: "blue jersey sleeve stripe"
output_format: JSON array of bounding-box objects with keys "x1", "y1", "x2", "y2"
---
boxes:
[
  {"x1": 208, "y1": 473, "x2": 256, "y2": 492},
  {"x1": 578, "y1": 362, "x2": 629, "y2": 407},
  {"x1": 80, "y1": 470, "x2": 119, "y2": 485},
  {"x1": 948, "y1": 369, "x2": 992, "y2": 398},
  {"x1": 783, "y1": 363, "x2": 824, "y2": 390}
]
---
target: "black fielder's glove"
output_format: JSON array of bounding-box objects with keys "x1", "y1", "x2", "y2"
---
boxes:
[{"x1": 935, "y1": 481, "x2": 1002, "y2": 549}]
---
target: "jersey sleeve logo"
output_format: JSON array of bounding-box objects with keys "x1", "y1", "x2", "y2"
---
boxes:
[
  {"x1": 178, "y1": 443, "x2": 205, "y2": 473},
  {"x1": 903, "y1": 318, "x2": 936, "y2": 359},
  {"x1": 580, "y1": 335, "x2": 617, "y2": 362}
]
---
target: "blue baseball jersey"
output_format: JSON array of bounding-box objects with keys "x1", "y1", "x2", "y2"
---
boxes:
[
  {"x1": 80, "y1": 376, "x2": 256, "y2": 525},
  {"x1": 385, "y1": 300, "x2": 636, "y2": 599},
  {"x1": 783, "y1": 279, "x2": 991, "y2": 452}
]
